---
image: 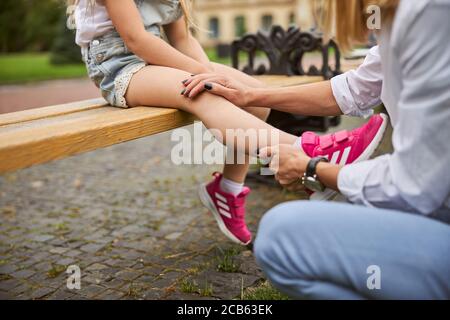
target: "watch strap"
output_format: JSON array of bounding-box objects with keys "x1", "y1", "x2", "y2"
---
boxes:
[{"x1": 306, "y1": 157, "x2": 329, "y2": 177}]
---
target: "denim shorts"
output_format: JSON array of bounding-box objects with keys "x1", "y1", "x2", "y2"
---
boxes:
[{"x1": 81, "y1": 28, "x2": 161, "y2": 108}]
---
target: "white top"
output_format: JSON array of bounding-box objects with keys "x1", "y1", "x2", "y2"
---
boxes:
[
  {"x1": 332, "y1": 0, "x2": 450, "y2": 220},
  {"x1": 74, "y1": 0, "x2": 183, "y2": 47},
  {"x1": 75, "y1": 0, "x2": 113, "y2": 47}
]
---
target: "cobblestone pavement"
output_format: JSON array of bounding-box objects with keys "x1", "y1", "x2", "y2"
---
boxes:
[{"x1": 0, "y1": 124, "x2": 308, "y2": 300}]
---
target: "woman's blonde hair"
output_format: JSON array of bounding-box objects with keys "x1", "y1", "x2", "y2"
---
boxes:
[
  {"x1": 66, "y1": 0, "x2": 195, "y2": 31},
  {"x1": 316, "y1": 0, "x2": 399, "y2": 52}
]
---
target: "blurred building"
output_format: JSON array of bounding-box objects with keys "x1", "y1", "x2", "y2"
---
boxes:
[{"x1": 193, "y1": 0, "x2": 315, "y2": 47}]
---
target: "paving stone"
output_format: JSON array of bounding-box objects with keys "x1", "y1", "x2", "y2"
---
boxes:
[
  {"x1": 78, "y1": 284, "x2": 105, "y2": 298},
  {"x1": 164, "y1": 232, "x2": 183, "y2": 241},
  {"x1": 55, "y1": 257, "x2": 75, "y2": 266},
  {"x1": 117, "y1": 250, "x2": 143, "y2": 261},
  {"x1": 0, "y1": 278, "x2": 21, "y2": 291},
  {"x1": 115, "y1": 270, "x2": 141, "y2": 281},
  {"x1": 32, "y1": 261, "x2": 53, "y2": 273},
  {"x1": 82, "y1": 271, "x2": 109, "y2": 285},
  {"x1": 85, "y1": 263, "x2": 108, "y2": 272},
  {"x1": 103, "y1": 259, "x2": 136, "y2": 269},
  {"x1": 66, "y1": 241, "x2": 84, "y2": 249},
  {"x1": 68, "y1": 293, "x2": 91, "y2": 300},
  {"x1": 79, "y1": 243, "x2": 105, "y2": 254},
  {"x1": 95, "y1": 289, "x2": 125, "y2": 300},
  {"x1": 32, "y1": 235, "x2": 55, "y2": 242},
  {"x1": 98, "y1": 267, "x2": 120, "y2": 277},
  {"x1": 0, "y1": 290, "x2": 15, "y2": 300},
  {"x1": 64, "y1": 249, "x2": 83, "y2": 257},
  {"x1": 142, "y1": 289, "x2": 164, "y2": 300},
  {"x1": 150, "y1": 271, "x2": 181, "y2": 288},
  {"x1": 47, "y1": 288, "x2": 76, "y2": 300},
  {"x1": 9, "y1": 283, "x2": 32, "y2": 295},
  {"x1": 135, "y1": 274, "x2": 157, "y2": 284},
  {"x1": 49, "y1": 247, "x2": 70, "y2": 255},
  {"x1": 11, "y1": 269, "x2": 35, "y2": 279},
  {"x1": 30, "y1": 271, "x2": 53, "y2": 283},
  {"x1": 30, "y1": 287, "x2": 56, "y2": 300},
  {"x1": 0, "y1": 264, "x2": 18, "y2": 273},
  {"x1": 102, "y1": 278, "x2": 127, "y2": 290},
  {"x1": 30, "y1": 251, "x2": 51, "y2": 262},
  {"x1": 23, "y1": 242, "x2": 43, "y2": 250},
  {"x1": 51, "y1": 239, "x2": 70, "y2": 246}
]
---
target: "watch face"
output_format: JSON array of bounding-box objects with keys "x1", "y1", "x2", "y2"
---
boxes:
[{"x1": 303, "y1": 176, "x2": 326, "y2": 192}]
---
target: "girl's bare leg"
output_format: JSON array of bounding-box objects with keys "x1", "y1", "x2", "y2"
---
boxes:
[
  {"x1": 210, "y1": 62, "x2": 271, "y2": 183},
  {"x1": 126, "y1": 65, "x2": 297, "y2": 172}
]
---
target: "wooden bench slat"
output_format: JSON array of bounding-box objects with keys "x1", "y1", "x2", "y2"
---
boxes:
[
  {"x1": 256, "y1": 75, "x2": 324, "y2": 87},
  {"x1": 0, "y1": 107, "x2": 118, "y2": 135},
  {"x1": 0, "y1": 107, "x2": 196, "y2": 173},
  {"x1": 0, "y1": 98, "x2": 107, "y2": 127}
]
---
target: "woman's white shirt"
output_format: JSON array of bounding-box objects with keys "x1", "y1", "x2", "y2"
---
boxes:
[{"x1": 332, "y1": 0, "x2": 450, "y2": 220}]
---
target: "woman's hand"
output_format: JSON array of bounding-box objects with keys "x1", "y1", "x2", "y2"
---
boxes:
[
  {"x1": 181, "y1": 73, "x2": 252, "y2": 107},
  {"x1": 259, "y1": 144, "x2": 311, "y2": 191}
]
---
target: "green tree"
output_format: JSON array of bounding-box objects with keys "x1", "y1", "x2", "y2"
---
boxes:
[
  {"x1": 0, "y1": 0, "x2": 27, "y2": 52},
  {"x1": 0, "y1": 0, "x2": 64, "y2": 53},
  {"x1": 23, "y1": 0, "x2": 64, "y2": 52},
  {"x1": 50, "y1": 14, "x2": 82, "y2": 64}
]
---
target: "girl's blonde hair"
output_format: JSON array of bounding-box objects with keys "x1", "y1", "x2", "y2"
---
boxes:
[
  {"x1": 316, "y1": 0, "x2": 399, "y2": 52},
  {"x1": 66, "y1": 0, "x2": 195, "y2": 31}
]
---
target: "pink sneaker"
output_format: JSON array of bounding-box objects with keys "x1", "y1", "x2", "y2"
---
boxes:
[
  {"x1": 300, "y1": 114, "x2": 388, "y2": 200},
  {"x1": 198, "y1": 172, "x2": 252, "y2": 245}
]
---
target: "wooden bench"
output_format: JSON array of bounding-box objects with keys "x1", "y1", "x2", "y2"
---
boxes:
[{"x1": 0, "y1": 75, "x2": 324, "y2": 174}]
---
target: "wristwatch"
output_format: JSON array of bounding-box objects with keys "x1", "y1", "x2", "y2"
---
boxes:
[{"x1": 301, "y1": 157, "x2": 329, "y2": 192}]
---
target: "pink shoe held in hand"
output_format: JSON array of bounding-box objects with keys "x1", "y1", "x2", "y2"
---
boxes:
[
  {"x1": 300, "y1": 114, "x2": 388, "y2": 200},
  {"x1": 199, "y1": 172, "x2": 252, "y2": 246}
]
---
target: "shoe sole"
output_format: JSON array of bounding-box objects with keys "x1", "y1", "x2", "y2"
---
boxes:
[
  {"x1": 310, "y1": 113, "x2": 389, "y2": 201},
  {"x1": 198, "y1": 183, "x2": 251, "y2": 246}
]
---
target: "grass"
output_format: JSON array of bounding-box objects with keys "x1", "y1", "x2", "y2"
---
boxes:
[
  {"x1": 205, "y1": 48, "x2": 231, "y2": 65},
  {"x1": 0, "y1": 53, "x2": 87, "y2": 85},
  {"x1": 53, "y1": 222, "x2": 70, "y2": 233},
  {"x1": 180, "y1": 278, "x2": 199, "y2": 294},
  {"x1": 242, "y1": 281, "x2": 290, "y2": 300},
  {"x1": 216, "y1": 247, "x2": 241, "y2": 273},
  {"x1": 205, "y1": 47, "x2": 254, "y2": 66},
  {"x1": 180, "y1": 278, "x2": 213, "y2": 297},
  {"x1": 199, "y1": 280, "x2": 214, "y2": 297}
]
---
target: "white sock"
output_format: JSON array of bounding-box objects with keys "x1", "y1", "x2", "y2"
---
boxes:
[
  {"x1": 294, "y1": 137, "x2": 304, "y2": 152},
  {"x1": 220, "y1": 177, "x2": 244, "y2": 196}
]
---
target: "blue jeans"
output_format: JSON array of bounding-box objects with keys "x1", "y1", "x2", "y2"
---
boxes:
[{"x1": 254, "y1": 201, "x2": 450, "y2": 300}]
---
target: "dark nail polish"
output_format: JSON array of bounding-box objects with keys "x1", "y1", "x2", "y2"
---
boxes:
[
  {"x1": 191, "y1": 74, "x2": 195, "y2": 77},
  {"x1": 180, "y1": 89, "x2": 186, "y2": 95},
  {"x1": 256, "y1": 148, "x2": 260, "y2": 156},
  {"x1": 204, "y1": 83, "x2": 213, "y2": 90},
  {"x1": 182, "y1": 79, "x2": 188, "y2": 84}
]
